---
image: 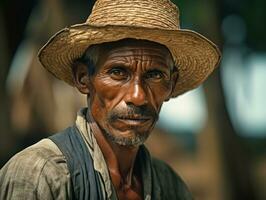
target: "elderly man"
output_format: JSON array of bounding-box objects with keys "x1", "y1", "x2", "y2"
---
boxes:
[{"x1": 0, "y1": 0, "x2": 220, "y2": 199}]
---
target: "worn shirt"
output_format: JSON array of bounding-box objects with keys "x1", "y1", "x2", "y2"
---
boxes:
[{"x1": 0, "y1": 109, "x2": 193, "y2": 200}]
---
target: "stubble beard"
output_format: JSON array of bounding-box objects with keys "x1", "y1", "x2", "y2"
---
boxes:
[{"x1": 102, "y1": 128, "x2": 151, "y2": 147}]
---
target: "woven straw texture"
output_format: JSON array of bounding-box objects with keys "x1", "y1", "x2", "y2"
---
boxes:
[{"x1": 39, "y1": 0, "x2": 221, "y2": 97}]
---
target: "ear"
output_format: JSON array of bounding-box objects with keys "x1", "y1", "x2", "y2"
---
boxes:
[
  {"x1": 72, "y1": 61, "x2": 90, "y2": 94},
  {"x1": 165, "y1": 67, "x2": 179, "y2": 102}
]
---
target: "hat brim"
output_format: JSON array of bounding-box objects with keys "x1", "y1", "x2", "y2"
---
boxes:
[{"x1": 38, "y1": 24, "x2": 221, "y2": 97}]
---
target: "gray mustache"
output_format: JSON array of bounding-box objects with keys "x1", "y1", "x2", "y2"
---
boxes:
[{"x1": 108, "y1": 105, "x2": 158, "y2": 121}]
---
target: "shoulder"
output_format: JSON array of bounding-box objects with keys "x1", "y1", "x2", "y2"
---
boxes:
[
  {"x1": 0, "y1": 139, "x2": 71, "y2": 199},
  {"x1": 151, "y1": 158, "x2": 194, "y2": 200},
  {"x1": 1, "y1": 138, "x2": 67, "y2": 175}
]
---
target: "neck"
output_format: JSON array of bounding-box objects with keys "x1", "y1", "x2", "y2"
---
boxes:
[{"x1": 87, "y1": 111, "x2": 139, "y2": 187}]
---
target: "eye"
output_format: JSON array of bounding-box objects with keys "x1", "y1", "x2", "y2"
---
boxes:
[
  {"x1": 108, "y1": 67, "x2": 128, "y2": 80},
  {"x1": 145, "y1": 70, "x2": 164, "y2": 81}
]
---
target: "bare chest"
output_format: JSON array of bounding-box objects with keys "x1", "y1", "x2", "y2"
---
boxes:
[{"x1": 116, "y1": 186, "x2": 143, "y2": 200}]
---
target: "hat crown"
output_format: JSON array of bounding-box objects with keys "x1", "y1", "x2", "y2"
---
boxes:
[{"x1": 87, "y1": 0, "x2": 180, "y2": 30}]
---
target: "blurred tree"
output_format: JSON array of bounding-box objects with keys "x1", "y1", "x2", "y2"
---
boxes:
[
  {"x1": 172, "y1": 0, "x2": 258, "y2": 199},
  {"x1": 0, "y1": 0, "x2": 97, "y2": 167},
  {"x1": 0, "y1": 0, "x2": 37, "y2": 167}
]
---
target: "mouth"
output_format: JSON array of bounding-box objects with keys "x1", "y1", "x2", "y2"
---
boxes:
[{"x1": 117, "y1": 116, "x2": 152, "y2": 126}]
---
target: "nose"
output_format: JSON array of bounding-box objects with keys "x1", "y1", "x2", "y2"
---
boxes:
[{"x1": 124, "y1": 80, "x2": 148, "y2": 106}]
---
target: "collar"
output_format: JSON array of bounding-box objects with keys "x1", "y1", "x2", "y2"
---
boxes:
[
  {"x1": 75, "y1": 108, "x2": 154, "y2": 200},
  {"x1": 75, "y1": 108, "x2": 113, "y2": 198}
]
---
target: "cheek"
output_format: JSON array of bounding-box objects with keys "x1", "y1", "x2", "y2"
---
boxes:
[
  {"x1": 148, "y1": 81, "x2": 172, "y2": 110},
  {"x1": 90, "y1": 76, "x2": 124, "y2": 114}
]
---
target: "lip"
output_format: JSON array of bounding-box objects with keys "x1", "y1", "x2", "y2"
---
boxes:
[{"x1": 117, "y1": 117, "x2": 152, "y2": 126}]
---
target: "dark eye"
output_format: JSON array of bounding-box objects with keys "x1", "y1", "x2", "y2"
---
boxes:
[
  {"x1": 108, "y1": 67, "x2": 128, "y2": 80},
  {"x1": 145, "y1": 70, "x2": 164, "y2": 81}
]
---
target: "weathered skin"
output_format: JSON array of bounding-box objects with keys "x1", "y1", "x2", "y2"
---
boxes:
[{"x1": 73, "y1": 40, "x2": 178, "y2": 200}]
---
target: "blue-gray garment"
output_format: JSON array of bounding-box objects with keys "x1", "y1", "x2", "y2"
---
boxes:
[{"x1": 49, "y1": 126, "x2": 104, "y2": 200}]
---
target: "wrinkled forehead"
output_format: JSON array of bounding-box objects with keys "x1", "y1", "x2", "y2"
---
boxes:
[{"x1": 97, "y1": 38, "x2": 174, "y2": 66}]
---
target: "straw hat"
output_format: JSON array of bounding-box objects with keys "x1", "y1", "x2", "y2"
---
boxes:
[{"x1": 39, "y1": 0, "x2": 221, "y2": 97}]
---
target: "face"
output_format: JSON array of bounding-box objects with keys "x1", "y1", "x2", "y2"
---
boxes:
[{"x1": 79, "y1": 41, "x2": 177, "y2": 146}]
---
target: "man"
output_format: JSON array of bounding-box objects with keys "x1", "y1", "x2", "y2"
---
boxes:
[{"x1": 0, "y1": 0, "x2": 221, "y2": 199}]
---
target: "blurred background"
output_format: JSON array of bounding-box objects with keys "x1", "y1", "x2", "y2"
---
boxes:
[{"x1": 0, "y1": 0, "x2": 265, "y2": 199}]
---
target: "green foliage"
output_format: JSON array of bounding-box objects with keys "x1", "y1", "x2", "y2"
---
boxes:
[
  {"x1": 172, "y1": 0, "x2": 266, "y2": 51},
  {"x1": 240, "y1": 0, "x2": 266, "y2": 51}
]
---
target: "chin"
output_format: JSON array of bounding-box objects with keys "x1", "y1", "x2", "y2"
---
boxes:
[{"x1": 103, "y1": 128, "x2": 151, "y2": 147}]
